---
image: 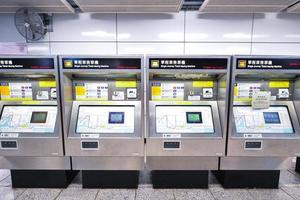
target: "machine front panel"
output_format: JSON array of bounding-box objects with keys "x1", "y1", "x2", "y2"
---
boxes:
[
  {"x1": 0, "y1": 56, "x2": 65, "y2": 158},
  {"x1": 60, "y1": 56, "x2": 144, "y2": 159},
  {"x1": 155, "y1": 106, "x2": 214, "y2": 134},
  {"x1": 76, "y1": 106, "x2": 135, "y2": 134},
  {"x1": 226, "y1": 56, "x2": 300, "y2": 158}
]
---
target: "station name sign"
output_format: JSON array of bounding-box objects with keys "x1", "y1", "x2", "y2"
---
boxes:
[
  {"x1": 237, "y1": 58, "x2": 300, "y2": 70},
  {"x1": 149, "y1": 58, "x2": 228, "y2": 70},
  {"x1": 0, "y1": 58, "x2": 54, "y2": 69},
  {"x1": 62, "y1": 58, "x2": 141, "y2": 69}
]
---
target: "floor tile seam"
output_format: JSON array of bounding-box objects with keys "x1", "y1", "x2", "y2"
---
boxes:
[
  {"x1": 280, "y1": 186, "x2": 298, "y2": 200},
  {"x1": 208, "y1": 188, "x2": 218, "y2": 200},
  {"x1": 53, "y1": 189, "x2": 64, "y2": 200},
  {"x1": 0, "y1": 174, "x2": 10, "y2": 183},
  {"x1": 172, "y1": 189, "x2": 176, "y2": 200},
  {"x1": 246, "y1": 188, "x2": 256, "y2": 200},
  {"x1": 134, "y1": 189, "x2": 137, "y2": 200},
  {"x1": 15, "y1": 187, "x2": 27, "y2": 200},
  {"x1": 93, "y1": 188, "x2": 101, "y2": 200}
]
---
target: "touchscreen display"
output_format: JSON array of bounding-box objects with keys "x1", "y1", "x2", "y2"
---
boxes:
[
  {"x1": 30, "y1": 112, "x2": 48, "y2": 123},
  {"x1": 109, "y1": 112, "x2": 124, "y2": 124},
  {"x1": 263, "y1": 112, "x2": 281, "y2": 124},
  {"x1": 186, "y1": 112, "x2": 202, "y2": 124}
]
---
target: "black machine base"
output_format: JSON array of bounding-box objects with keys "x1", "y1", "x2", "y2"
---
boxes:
[
  {"x1": 82, "y1": 170, "x2": 139, "y2": 188},
  {"x1": 295, "y1": 157, "x2": 300, "y2": 173},
  {"x1": 212, "y1": 170, "x2": 280, "y2": 189},
  {"x1": 151, "y1": 170, "x2": 209, "y2": 189},
  {"x1": 11, "y1": 170, "x2": 79, "y2": 188}
]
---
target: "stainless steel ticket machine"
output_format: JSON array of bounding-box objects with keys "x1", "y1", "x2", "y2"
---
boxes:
[
  {"x1": 146, "y1": 56, "x2": 231, "y2": 188},
  {"x1": 216, "y1": 56, "x2": 300, "y2": 188},
  {"x1": 0, "y1": 56, "x2": 73, "y2": 188},
  {"x1": 59, "y1": 55, "x2": 144, "y2": 188}
]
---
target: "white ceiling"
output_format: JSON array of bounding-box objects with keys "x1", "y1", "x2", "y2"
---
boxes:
[
  {"x1": 74, "y1": 0, "x2": 183, "y2": 13},
  {"x1": 200, "y1": 0, "x2": 299, "y2": 13},
  {"x1": 0, "y1": 0, "x2": 74, "y2": 13}
]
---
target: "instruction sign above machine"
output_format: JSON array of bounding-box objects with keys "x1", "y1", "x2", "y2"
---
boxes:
[
  {"x1": 149, "y1": 58, "x2": 228, "y2": 70},
  {"x1": 0, "y1": 58, "x2": 54, "y2": 69},
  {"x1": 237, "y1": 58, "x2": 300, "y2": 70},
  {"x1": 62, "y1": 58, "x2": 141, "y2": 69}
]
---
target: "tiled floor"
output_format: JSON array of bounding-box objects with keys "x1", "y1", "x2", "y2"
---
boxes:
[{"x1": 1, "y1": 169, "x2": 300, "y2": 200}]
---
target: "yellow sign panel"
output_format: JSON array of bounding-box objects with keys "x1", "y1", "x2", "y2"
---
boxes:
[
  {"x1": 22, "y1": 101, "x2": 41, "y2": 105},
  {"x1": 151, "y1": 86, "x2": 161, "y2": 96},
  {"x1": 174, "y1": 101, "x2": 193, "y2": 105},
  {"x1": 234, "y1": 97, "x2": 252, "y2": 102},
  {"x1": 234, "y1": 86, "x2": 238, "y2": 96},
  {"x1": 39, "y1": 80, "x2": 56, "y2": 88},
  {"x1": 64, "y1": 60, "x2": 73, "y2": 68},
  {"x1": 115, "y1": 81, "x2": 137, "y2": 88},
  {"x1": 151, "y1": 60, "x2": 159, "y2": 68},
  {"x1": 0, "y1": 86, "x2": 10, "y2": 96},
  {"x1": 2, "y1": 98, "x2": 32, "y2": 101},
  {"x1": 238, "y1": 60, "x2": 247, "y2": 68},
  {"x1": 97, "y1": 101, "x2": 116, "y2": 105},
  {"x1": 269, "y1": 81, "x2": 290, "y2": 88},
  {"x1": 76, "y1": 98, "x2": 107, "y2": 101},
  {"x1": 192, "y1": 81, "x2": 214, "y2": 88},
  {"x1": 75, "y1": 86, "x2": 86, "y2": 96}
]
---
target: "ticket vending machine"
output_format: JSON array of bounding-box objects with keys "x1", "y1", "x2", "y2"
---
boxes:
[
  {"x1": 216, "y1": 56, "x2": 300, "y2": 188},
  {"x1": 59, "y1": 55, "x2": 144, "y2": 188},
  {"x1": 0, "y1": 56, "x2": 73, "y2": 188},
  {"x1": 146, "y1": 56, "x2": 231, "y2": 188}
]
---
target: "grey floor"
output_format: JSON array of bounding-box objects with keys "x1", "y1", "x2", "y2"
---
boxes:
[{"x1": 1, "y1": 167, "x2": 300, "y2": 200}]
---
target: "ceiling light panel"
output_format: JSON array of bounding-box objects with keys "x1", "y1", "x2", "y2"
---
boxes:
[
  {"x1": 0, "y1": 0, "x2": 74, "y2": 13},
  {"x1": 74, "y1": 0, "x2": 183, "y2": 13},
  {"x1": 287, "y1": 2, "x2": 300, "y2": 13},
  {"x1": 200, "y1": 0, "x2": 298, "y2": 13}
]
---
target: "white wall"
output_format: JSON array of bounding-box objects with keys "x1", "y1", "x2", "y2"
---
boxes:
[{"x1": 0, "y1": 11, "x2": 300, "y2": 55}]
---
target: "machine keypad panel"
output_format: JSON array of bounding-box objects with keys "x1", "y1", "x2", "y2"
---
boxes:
[
  {"x1": 234, "y1": 81, "x2": 293, "y2": 101},
  {"x1": 76, "y1": 106, "x2": 135, "y2": 134},
  {"x1": 0, "y1": 106, "x2": 57, "y2": 133},
  {"x1": 73, "y1": 81, "x2": 140, "y2": 101},
  {"x1": 233, "y1": 106, "x2": 293, "y2": 134},
  {"x1": 0, "y1": 141, "x2": 17, "y2": 149},
  {"x1": 151, "y1": 81, "x2": 217, "y2": 101},
  {"x1": 0, "y1": 80, "x2": 57, "y2": 101},
  {"x1": 244, "y1": 141, "x2": 262, "y2": 150},
  {"x1": 155, "y1": 106, "x2": 214, "y2": 134},
  {"x1": 81, "y1": 141, "x2": 99, "y2": 149},
  {"x1": 163, "y1": 141, "x2": 180, "y2": 149}
]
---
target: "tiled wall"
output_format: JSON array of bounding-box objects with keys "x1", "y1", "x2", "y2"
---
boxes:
[{"x1": 0, "y1": 11, "x2": 300, "y2": 55}]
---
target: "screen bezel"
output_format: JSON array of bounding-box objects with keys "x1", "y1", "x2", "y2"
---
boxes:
[
  {"x1": 233, "y1": 105, "x2": 295, "y2": 134},
  {"x1": 75, "y1": 105, "x2": 136, "y2": 135},
  {"x1": 155, "y1": 105, "x2": 215, "y2": 135},
  {"x1": 0, "y1": 105, "x2": 57, "y2": 135}
]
